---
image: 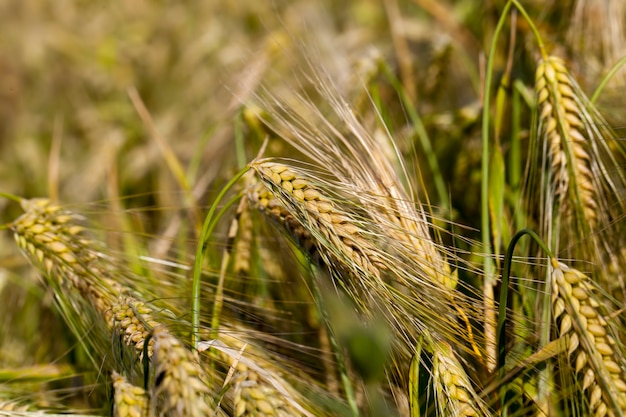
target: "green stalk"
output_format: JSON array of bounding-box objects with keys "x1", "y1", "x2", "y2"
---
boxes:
[
  {"x1": 191, "y1": 167, "x2": 249, "y2": 349},
  {"x1": 481, "y1": 0, "x2": 513, "y2": 371}
]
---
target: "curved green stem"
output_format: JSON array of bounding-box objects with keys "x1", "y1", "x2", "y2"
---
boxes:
[
  {"x1": 511, "y1": 0, "x2": 547, "y2": 59},
  {"x1": 498, "y1": 228, "x2": 553, "y2": 415},
  {"x1": 209, "y1": 192, "x2": 245, "y2": 338},
  {"x1": 191, "y1": 167, "x2": 249, "y2": 349},
  {"x1": 591, "y1": 55, "x2": 626, "y2": 103}
]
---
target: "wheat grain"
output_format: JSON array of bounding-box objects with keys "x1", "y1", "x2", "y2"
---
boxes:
[
  {"x1": 112, "y1": 371, "x2": 149, "y2": 417},
  {"x1": 551, "y1": 260, "x2": 626, "y2": 416}
]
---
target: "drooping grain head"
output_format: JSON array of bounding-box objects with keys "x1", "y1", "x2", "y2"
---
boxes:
[
  {"x1": 112, "y1": 371, "x2": 149, "y2": 417},
  {"x1": 551, "y1": 260, "x2": 626, "y2": 415},
  {"x1": 249, "y1": 160, "x2": 482, "y2": 366},
  {"x1": 150, "y1": 326, "x2": 214, "y2": 417},
  {"x1": 11, "y1": 198, "x2": 124, "y2": 326},
  {"x1": 249, "y1": 160, "x2": 386, "y2": 278},
  {"x1": 535, "y1": 56, "x2": 597, "y2": 230}
]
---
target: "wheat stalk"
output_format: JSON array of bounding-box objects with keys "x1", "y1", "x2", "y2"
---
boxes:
[
  {"x1": 112, "y1": 371, "x2": 149, "y2": 417},
  {"x1": 551, "y1": 260, "x2": 626, "y2": 415}
]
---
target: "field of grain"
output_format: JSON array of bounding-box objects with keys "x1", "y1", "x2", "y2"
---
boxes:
[{"x1": 1, "y1": 1, "x2": 626, "y2": 416}]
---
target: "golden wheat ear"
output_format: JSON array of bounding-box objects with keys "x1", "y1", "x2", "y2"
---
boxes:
[
  {"x1": 550, "y1": 260, "x2": 626, "y2": 415},
  {"x1": 149, "y1": 326, "x2": 216, "y2": 417},
  {"x1": 430, "y1": 340, "x2": 489, "y2": 417},
  {"x1": 534, "y1": 56, "x2": 599, "y2": 236},
  {"x1": 249, "y1": 160, "x2": 386, "y2": 279},
  {"x1": 11, "y1": 199, "x2": 125, "y2": 357},
  {"x1": 532, "y1": 55, "x2": 626, "y2": 294}
]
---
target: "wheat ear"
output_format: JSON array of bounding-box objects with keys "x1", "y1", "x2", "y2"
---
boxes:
[
  {"x1": 551, "y1": 260, "x2": 626, "y2": 416},
  {"x1": 205, "y1": 334, "x2": 315, "y2": 417},
  {"x1": 431, "y1": 340, "x2": 489, "y2": 417},
  {"x1": 11, "y1": 198, "x2": 124, "y2": 326},
  {"x1": 150, "y1": 326, "x2": 214, "y2": 417},
  {"x1": 112, "y1": 371, "x2": 149, "y2": 417},
  {"x1": 249, "y1": 160, "x2": 386, "y2": 278},
  {"x1": 536, "y1": 56, "x2": 597, "y2": 231}
]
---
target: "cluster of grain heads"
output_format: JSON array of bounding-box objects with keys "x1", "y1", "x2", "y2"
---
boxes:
[
  {"x1": 150, "y1": 326, "x2": 215, "y2": 417},
  {"x1": 112, "y1": 371, "x2": 149, "y2": 417},
  {"x1": 550, "y1": 260, "x2": 626, "y2": 416},
  {"x1": 10, "y1": 198, "x2": 222, "y2": 415}
]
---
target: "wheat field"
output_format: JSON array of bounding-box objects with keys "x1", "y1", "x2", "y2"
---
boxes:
[{"x1": 1, "y1": 1, "x2": 626, "y2": 416}]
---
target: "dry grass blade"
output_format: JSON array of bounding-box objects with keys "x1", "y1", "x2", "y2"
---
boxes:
[
  {"x1": 150, "y1": 326, "x2": 214, "y2": 417},
  {"x1": 112, "y1": 371, "x2": 149, "y2": 417},
  {"x1": 551, "y1": 260, "x2": 626, "y2": 416}
]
